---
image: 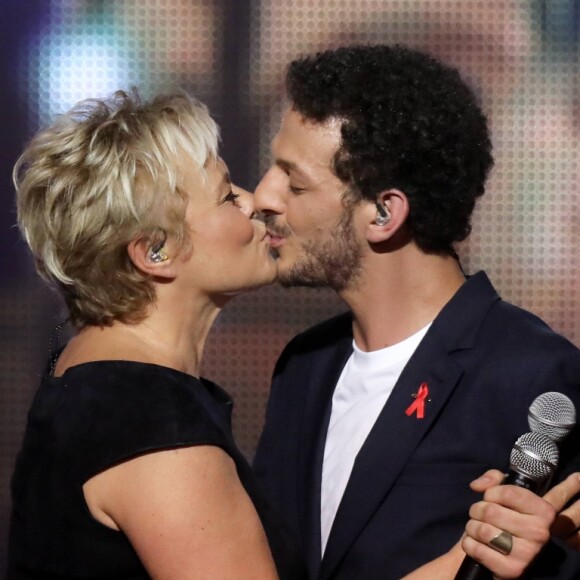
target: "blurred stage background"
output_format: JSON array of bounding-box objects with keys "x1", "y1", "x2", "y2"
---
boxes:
[{"x1": 1, "y1": 0, "x2": 579, "y2": 568}]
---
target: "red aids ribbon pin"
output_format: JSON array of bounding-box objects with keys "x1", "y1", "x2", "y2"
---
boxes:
[{"x1": 405, "y1": 383, "x2": 429, "y2": 419}]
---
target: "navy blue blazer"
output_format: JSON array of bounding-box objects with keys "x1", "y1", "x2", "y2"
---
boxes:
[{"x1": 254, "y1": 272, "x2": 580, "y2": 579}]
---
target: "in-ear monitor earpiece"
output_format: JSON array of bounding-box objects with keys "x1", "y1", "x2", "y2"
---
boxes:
[
  {"x1": 148, "y1": 241, "x2": 168, "y2": 263},
  {"x1": 374, "y1": 202, "x2": 391, "y2": 226}
]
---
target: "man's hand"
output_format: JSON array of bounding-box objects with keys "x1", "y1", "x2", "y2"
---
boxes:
[{"x1": 462, "y1": 470, "x2": 557, "y2": 578}]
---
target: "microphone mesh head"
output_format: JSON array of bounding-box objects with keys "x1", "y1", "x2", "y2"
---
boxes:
[
  {"x1": 510, "y1": 432, "x2": 558, "y2": 481},
  {"x1": 528, "y1": 392, "x2": 576, "y2": 442}
]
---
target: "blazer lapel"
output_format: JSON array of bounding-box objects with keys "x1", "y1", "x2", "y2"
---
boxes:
[{"x1": 297, "y1": 330, "x2": 353, "y2": 579}]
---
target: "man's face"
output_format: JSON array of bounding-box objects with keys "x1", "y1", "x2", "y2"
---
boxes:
[{"x1": 254, "y1": 108, "x2": 364, "y2": 290}]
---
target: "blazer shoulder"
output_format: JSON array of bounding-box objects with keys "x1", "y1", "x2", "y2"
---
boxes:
[
  {"x1": 488, "y1": 299, "x2": 580, "y2": 355},
  {"x1": 270, "y1": 312, "x2": 352, "y2": 382},
  {"x1": 279, "y1": 311, "x2": 352, "y2": 358},
  {"x1": 469, "y1": 299, "x2": 580, "y2": 408}
]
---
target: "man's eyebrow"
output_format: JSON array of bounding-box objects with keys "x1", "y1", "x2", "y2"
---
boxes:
[{"x1": 275, "y1": 158, "x2": 309, "y2": 179}]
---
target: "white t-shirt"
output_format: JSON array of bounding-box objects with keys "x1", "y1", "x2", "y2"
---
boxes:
[{"x1": 320, "y1": 324, "x2": 431, "y2": 555}]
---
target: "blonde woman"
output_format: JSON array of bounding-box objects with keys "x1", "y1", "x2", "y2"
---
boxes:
[{"x1": 8, "y1": 90, "x2": 305, "y2": 579}]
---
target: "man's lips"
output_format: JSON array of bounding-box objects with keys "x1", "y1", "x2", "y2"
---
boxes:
[{"x1": 266, "y1": 230, "x2": 285, "y2": 248}]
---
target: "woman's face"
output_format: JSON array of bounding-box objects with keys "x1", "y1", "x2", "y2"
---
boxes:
[{"x1": 179, "y1": 156, "x2": 277, "y2": 296}]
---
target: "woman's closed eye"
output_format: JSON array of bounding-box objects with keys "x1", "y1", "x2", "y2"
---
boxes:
[
  {"x1": 226, "y1": 184, "x2": 255, "y2": 217},
  {"x1": 222, "y1": 190, "x2": 240, "y2": 205}
]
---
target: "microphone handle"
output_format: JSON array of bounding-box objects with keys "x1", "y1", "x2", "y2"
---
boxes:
[
  {"x1": 455, "y1": 559, "x2": 492, "y2": 580},
  {"x1": 454, "y1": 470, "x2": 544, "y2": 580},
  {"x1": 502, "y1": 470, "x2": 544, "y2": 493}
]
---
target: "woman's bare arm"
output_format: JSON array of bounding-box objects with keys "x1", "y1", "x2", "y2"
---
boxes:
[{"x1": 83, "y1": 446, "x2": 278, "y2": 579}]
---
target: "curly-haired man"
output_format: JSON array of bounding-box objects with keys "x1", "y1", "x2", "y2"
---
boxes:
[{"x1": 253, "y1": 45, "x2": 580, "y2": 579}]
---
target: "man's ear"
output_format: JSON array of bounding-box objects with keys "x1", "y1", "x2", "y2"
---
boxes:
[
  {"x1": 127, "y1": 236, "x2": 178, "y2": 279},
  {"x1": 366, "y1": 189, "x2": 410, "y2": 244}
]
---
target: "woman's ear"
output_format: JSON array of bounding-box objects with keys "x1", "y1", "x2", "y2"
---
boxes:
[
  {"x1": 127, "y1": 236, "x2": 178, "y2": 279},
  {"x1": 366, "y1": 189, "x2": 410, "y2": 244}
]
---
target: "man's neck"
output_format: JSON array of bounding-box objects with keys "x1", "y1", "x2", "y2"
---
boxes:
[{"x1": 339, "y1": 246, "x2": 466, "y2": 352}]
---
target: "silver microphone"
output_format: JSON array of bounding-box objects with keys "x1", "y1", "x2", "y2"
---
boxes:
[
  {"x1": 528, "y1": 392, "x2": 576, "y2": 442},
  {"x1": 506, "y1": 431, "x2": 559, "y2": 490}
]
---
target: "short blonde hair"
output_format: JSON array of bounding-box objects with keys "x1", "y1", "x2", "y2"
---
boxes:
[{"x1": 15, "y1": 89, "x2": 219, "y2": 327}]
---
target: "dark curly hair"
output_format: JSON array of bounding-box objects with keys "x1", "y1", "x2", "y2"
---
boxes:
[{"x1": 286, "y1": 44, "x2": 493, "y2": 254}]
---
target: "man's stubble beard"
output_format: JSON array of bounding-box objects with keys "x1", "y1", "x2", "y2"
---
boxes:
[{"x1": 277, "y1": 204, "x2": 363, "y2": 292}]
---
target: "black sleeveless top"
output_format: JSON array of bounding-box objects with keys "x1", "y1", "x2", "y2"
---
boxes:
[{"x1": 8, "y1": 361, "x2": 306, "y2": 579}]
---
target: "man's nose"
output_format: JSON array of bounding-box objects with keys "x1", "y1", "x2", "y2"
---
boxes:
[{"x1": 254, "y1": 167, "x2": 287, "y2": 215}]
